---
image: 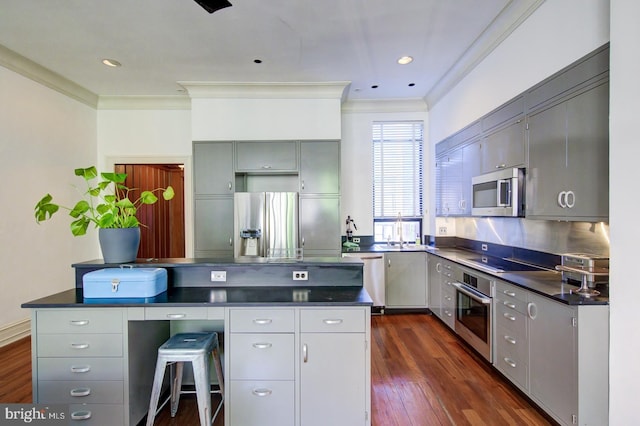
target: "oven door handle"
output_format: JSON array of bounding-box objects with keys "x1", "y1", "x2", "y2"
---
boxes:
[{"x1": 453, "y1": 282, "x2": 491, "y2": 304}]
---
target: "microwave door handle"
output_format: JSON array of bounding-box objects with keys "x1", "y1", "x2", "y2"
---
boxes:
[{"x1": 497, "y1": 179, "x2": 511, "y2": 207}]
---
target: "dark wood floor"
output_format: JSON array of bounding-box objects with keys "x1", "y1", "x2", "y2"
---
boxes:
[{"x1": 0, "y1": 313, "x2": 551, "y2": 425}]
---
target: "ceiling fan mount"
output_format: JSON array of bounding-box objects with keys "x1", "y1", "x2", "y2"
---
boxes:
[{"x1": 194, "y1": 0, "x2": 232, "y2": 14}]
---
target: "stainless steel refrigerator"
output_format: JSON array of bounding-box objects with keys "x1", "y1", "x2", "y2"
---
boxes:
[{"x1": 234, "y1": 192, "x2": 299, "y2": 259}]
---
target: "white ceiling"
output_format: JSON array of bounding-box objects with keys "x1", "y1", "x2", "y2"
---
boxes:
[{"x1": 0, "y1": 0, "x2": 543, "y2": 104}]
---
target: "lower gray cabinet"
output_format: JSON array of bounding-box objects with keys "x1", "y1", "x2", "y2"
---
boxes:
[
  {"x1": 299, "y1": 196, "x2": 340, "y2": 257},
  {"x1": 194, "y1": 197, "x2": 234, "y2": 258},
  {"x1": 384, "y1": 252, "x2": 427, "y2": 309},
  {"x1": 427, "y1": 254, "x2": 442, "y2": 318}
]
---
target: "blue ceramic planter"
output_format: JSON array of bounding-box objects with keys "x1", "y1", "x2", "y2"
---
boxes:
[{"x1": 98, "y1": 227, "x2": 141, "y2": 263}]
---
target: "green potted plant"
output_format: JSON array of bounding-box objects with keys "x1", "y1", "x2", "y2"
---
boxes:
[{"x1": 34, "y1": 166, "x2": 175, "y2": 263}]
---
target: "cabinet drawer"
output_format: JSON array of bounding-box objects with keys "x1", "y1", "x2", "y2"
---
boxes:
[
  {"x1": 37, "y1": 334, "x2": 123, "y2": 357},
  {"x1": 38, "y1": 357, "x2": 124, "y2": 381},
  {"x1": 68, "y1": 404, "x2": 124, "y2": 426},
  {"x1": 300, "y1": 309, "x2": 365, "y2": 333},
  {"x1": 38, "y1": 380, "x2": 124, "y2": 404},
  {"x1": 229, "y1": 380, "x2": 295, "y2": 426},
  {"x1": 37, "y1": 310, "x2": 123, "y2": 334},
  {"x1": 495, "y1": 325, "x2": 528, "y2": 389},
  {"x1": 495, "y1": 302, "x2": 527, "y2": 336},
  {"x1": 229, "y1": 334, "x2": 294, "y2": 380},
  {"x1": 495, "y1": 297, "x2": 528, "y2": 316},
  {"x1": 144, "y1": 307, "x2": 208, "y2": 320},
  {"x1": 230, "y1": 309, "x2": 295, "y2": 333},
  {"x1": 494, "y1": 281, "x2": 528, "y2": 311}
]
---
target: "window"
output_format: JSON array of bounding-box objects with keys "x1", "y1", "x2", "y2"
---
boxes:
[{"x1": 372, "y1": 121, "x2": 424, "y2": 243}]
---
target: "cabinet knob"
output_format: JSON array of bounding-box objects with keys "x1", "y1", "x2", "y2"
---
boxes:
[
  {"x1": 228, "y1": 181, "x2": 232, "y2": 191},
  {"x1": 301, "y1": 180, "x2": 305, "y2": 190},
  {"x1": 303, "y1": 343, "x2": 308, "y2": 363}
]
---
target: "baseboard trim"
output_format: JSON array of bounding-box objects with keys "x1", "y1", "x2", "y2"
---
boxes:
[{"x1": 0, "y1": 318, "x2": 31, "y2": 347}]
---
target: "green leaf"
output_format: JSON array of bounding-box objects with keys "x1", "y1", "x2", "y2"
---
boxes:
[
  {"x1": 70, "y1": 217, "x2": 90, "y2": 236},
  {"x1": 97, "y1": 211, "x2": 116, "y2": 228},
  {"x1": 75, "y1": 167, "x2": 98, "y2": 181},
  {"x1": 34, "y1": 195, "x2": 59, "y2": 222},
  {"x1": 101, "y1": 172, "x2": 127, "y2": 184},
  {"x1": 139, "y1": 191, "x2": 158, "y2": 204},
  {"x1": 69, "y1": 200, "x2": 90, "y2": 218},
  {"x1": 163, "y1": 186, "x2": 175, "y2": 200},
  {"x1": 122, "y1": 216, "x2": 140, "y2": 228},
  {"x1": 116, "y1": 197, "x2": 135, "y2": 209}
]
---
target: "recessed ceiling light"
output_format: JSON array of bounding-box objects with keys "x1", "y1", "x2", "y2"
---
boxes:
[
  {"x1": 371, "y1": 85, "x2": 379, "y2": 89},
  {"x1": 408, "y1": 83, "x2": 416, "y2": 87},
  {"x1": 397, "y1": 56, "x2": 413, "y2": 65},
  {"x1": 253, "y1": 59, "x2": 262, "y2": 64},
  {"x1": 102, "y1": 58, "x2": 122, "y2": 67}
]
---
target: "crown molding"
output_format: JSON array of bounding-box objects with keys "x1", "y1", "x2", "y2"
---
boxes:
[
  {"x1": 179, "y1": 81, "x2": 351, "y2": 100},
  {"x1": 0, "y1": 43, "x2": 98, "y2": 108},
  {"x1": 342, "y1": 98, "x2": 428, "y2": 114},
  {"x1": 98, "y1": 96, "x2": 191, "y2": 110},
  {"x1": 425, "y1": 0, "x2": 545, "y2": 108}
]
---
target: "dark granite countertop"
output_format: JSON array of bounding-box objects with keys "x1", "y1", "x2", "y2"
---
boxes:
[
  {"x1": 22, "y1": 286, "x2": 373, "y2": 308},
  {"x1": 343, "y1": 244, "x2": 608, "y2": 306}
]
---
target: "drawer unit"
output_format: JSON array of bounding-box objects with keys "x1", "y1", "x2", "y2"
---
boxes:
[
  {"x1": 37, "y1": 309, "x2": 123, "y2": 334},
  {"x1": 300, "y1": 308, "x2": 365, "y2": 333},
  {"x1": 37, "y1": 333, "x2": 123, "y2": 358},
  {"x1": 37, "y1": 357, "x2": 124, "y2": 381},
  {"x1": 229, "y1": 380, "x2": 295, "y2": 426},
  {"x1": 229, "y1": 333, "x2": 295, "y2": 380},
  {"x1": 495, "y1": 324, "x2": 528, "y2": 390},
  {"x1": 230, "y1": 308, "x2": 295, "y2": 333},
  {"x1": 38, "y1": 380, "x2": 124, "y2": 404},
  {"x1": 494, "y1": 280, "x2": 529, "y2": 314},
  {"x1": 441, "y1": 280, "x2": 456, "y2": 330},
  {"x1": 68, "y1": 404, "x2": 124, "y2": 426},
  {"x1": 495, "y1": 301, "x2": 527, "y2": 335},
  {"x1": 144, "y1": 307, "x2": 209, "y2": 320}
]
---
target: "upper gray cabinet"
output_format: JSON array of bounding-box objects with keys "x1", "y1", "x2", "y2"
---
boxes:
[
  {"x1": 194, "y1": 141, "x2": 234, "y2": 194},
  {"x1": 236, "y1": 141, "x2": 298, "y2": 172},
  {"x1": 299, "y1": 141, "x2": 340, "y2": 194},
  {"x1": 526, "y1": 82, "x2": 609, "y2": 220}
]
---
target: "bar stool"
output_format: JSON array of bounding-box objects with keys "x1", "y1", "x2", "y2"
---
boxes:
[{"x1": 146, "y1": 332, "x2": 224, "y2": 426}]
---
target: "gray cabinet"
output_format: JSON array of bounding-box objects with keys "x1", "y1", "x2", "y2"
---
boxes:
[
  {"x1": 384, "y1": 252, "x2": 427, "y2": 309},
  {"x1": 194, "y1": 197, "x2": 234, "y2": 257},
  {"x1": 300, "y1": 308, "x2": 368, "y2": 426},
  {"x1": 490, "y1": 284, "x2": 609, "y2": 426},
  {"x1": 461, "y1": 141, "x2": 482, "y2": 215},
  {"x1": 436, "y1": 149, "x2": 464, "y2": 216},
  {"x1": 427, "y1": 255, "x2": 455, "y2": 328},
  {"x1": 236, "y1": 141, "x2": 298, "y2": 172},
  {"x1": 300, "y1": 196, "x2": 340, "y2": 257},
  {"x1": 300, "y1": 141, "x2": 340, "y2": 194},
  {"x1": 480, "y1": 117, "x2": 526, "y2": 173},
  {"x1": 526, "y1": 82, "x2": 609, "y2": 220},
  {"x1": 427, "y1": 254, "x2": 442, "y2": 318},
  {"x1": 194, "y1": 142, "x2": 234, "y2": 194}
]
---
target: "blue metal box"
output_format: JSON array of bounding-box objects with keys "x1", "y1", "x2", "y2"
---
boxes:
[{"x1": 83, "y1": 267, "x2": 168, "y2": 298}]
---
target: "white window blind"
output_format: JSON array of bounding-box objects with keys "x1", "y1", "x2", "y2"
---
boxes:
[{"x1": 373, "y1": 121, "x2": 424, "y2": 218}]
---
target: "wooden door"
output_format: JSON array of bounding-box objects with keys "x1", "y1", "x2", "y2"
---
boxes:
[{"x1": 115, "y1": 164, "x2": 185, "y2": 258}]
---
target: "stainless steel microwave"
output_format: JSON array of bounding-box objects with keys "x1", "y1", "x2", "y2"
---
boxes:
[{"x1": 471, "y1": 167, "x2": 525, "y2": 217}]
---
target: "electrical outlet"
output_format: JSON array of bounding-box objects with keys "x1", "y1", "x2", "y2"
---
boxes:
[
  {"x1": 439, "y1": 226, "x2": 447, "y2": 235},
  {"x1": 293, "y1": 271, "x2": 308, "y2": 281},
  {"x1": 210, "y1": 271, "x2": 227, "y2": 282},
  {"x1": 352, "y1": 237, "x2": 360, "y2": 243},
  {"x1": 481, "y1": 244, "x2": 488, "y2": 251}
]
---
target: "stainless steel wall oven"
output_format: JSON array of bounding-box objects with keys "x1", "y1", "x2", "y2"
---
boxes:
[{"x1": 453, "y1": 269, "x2": 492, "y2": 361}]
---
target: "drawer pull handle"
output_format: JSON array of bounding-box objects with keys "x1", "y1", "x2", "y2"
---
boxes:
[
  {"x1": 69, "y1": 320, "x2": 89, "y2": 326},
  {"x1": 504, "y1": 335, "x2": 517, "y2": 345},
  {"x1": 503, "y1": 313, "x2": 516, "y2": 321},
  {"x1": 504, "y1": 357, "x2": 517, "y2": 368},
  {"x1": 70, "y1": 410, "x2": 92, "y2": 420},
  {"x1": 503, "y1": 301, "x2": 516, "y2": 309},
  {"x1": 503, "y1": 290, "x2": 516, "y2": 297},
  {"x1": 252, "y1": 388, "x2": 273, "y2": 397},
  {"x1": 253, "y1": 342, "x2": 272, "y2": 349},
  {"x1": 70, "y1": 365, "x2": 91, "y2": 373},
  {"x1": 70, "y1": 387, "x2": 91, "y2": 397},
  {"x1": 303, "y1": 343, "x2": 308, "y2": 363},
  {"x1": 323, "y1": 319, "x2": 343, "y2": 325},
  {"x1": 166, "y1": 313, "x2": 186, "y2": 319},
  {"x1": 71, "y1": 343, "x2": 89, "y2": 350},
  {"x1": 253, "y1": 318, "x2": 273, "y2": 325}
]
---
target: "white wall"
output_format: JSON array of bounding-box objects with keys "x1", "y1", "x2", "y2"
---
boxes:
[
  {"x1": 0, "y1": 66, "x2": 97, "y2": 339},
  {"x1": 429, "y1": 0, "x2": 610, "y2": 142},
  {"x1": 609, "y1": 2, "x2": 639, "y2": 423},
  {"x1": 340, "y1": 101, "x2": 429, "y2": 236}
]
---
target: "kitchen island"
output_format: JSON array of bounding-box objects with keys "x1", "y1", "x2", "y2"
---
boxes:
[{"x1": 22, "y1": 257, "x2": 372, "y2": 426}]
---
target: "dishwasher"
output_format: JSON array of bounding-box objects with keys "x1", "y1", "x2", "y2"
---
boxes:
[{"x1": 342, "y1": 252, "x2": 385, "y2": 314}]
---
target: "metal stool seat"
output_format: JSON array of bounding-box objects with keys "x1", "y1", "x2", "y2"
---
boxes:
[{"x1": 146, "y1": 332, "x2": 224, "y2": 426}]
